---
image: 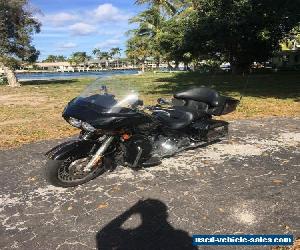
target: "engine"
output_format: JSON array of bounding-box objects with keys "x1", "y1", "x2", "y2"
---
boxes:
[
  {"x1": 123, "y1": 119, "x2": 228, "y2": 167},
  {"x1": 123, "y1": 135, "x2": 152, "y2": 167},
  {"x1": 151, "y1": 135, "x2": 190, "y2": 157}
]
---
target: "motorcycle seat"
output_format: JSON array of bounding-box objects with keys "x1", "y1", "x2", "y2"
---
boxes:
[{"x1": 152, "y1": 106, "x2": 203, "y2": 130}]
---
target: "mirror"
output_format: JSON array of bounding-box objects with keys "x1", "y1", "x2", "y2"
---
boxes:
[
  {"x1": 136, "y1": 99, "x2": 144, "y2": 106},
  {"x1": 157, "y1": 98, "x2": 169, "y2": 105},
  {"x1": 100, "y1": 85, "x2": 108, "y2": 94},
  {"x1": 132, "y1": 99, "x2": 144, "y2": 108}
]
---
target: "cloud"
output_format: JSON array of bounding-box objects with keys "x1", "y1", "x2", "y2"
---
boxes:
[
  {"x1": 58, "y1": 42, "x2": 77, "y2": 49},
  {"x1": 39, "y1": 4, "x2": 132, "y2": 37},
  {"x1": 42, "y1": 12, "x2": 78, "y2": 26},
  {"x1": 34, "y1": 3, "x2": 133, "y2": 59},
  {"x1": 95, "y1": 39, "x2": 122, "y2": 50},
  {"x1": 69, "y1": 22, "x2": 97, "y2": 36},
  {"x1": 91, "y1": 3, "x2": 131, "y2": 22}
]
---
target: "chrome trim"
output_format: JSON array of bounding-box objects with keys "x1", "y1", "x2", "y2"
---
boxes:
[{"x1": 83, "y1": 136, "x2": 114, "y2": 172}]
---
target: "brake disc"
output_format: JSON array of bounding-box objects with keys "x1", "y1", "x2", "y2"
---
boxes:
[{"x1": 68, "y1": 157, "x2": 91, "y2": 179}]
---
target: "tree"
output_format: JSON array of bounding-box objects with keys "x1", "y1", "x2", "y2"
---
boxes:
[
  {"x1": 184, "y1": 0, "x2": 300, "y2": 73},
  {"x1": 100, "y1": 52, "x2": 110, "y2": 68},
  {"x1": 93, "y1": 49, "x2": 110, "y2": 61},
  {"x1": 93, "y1": 48, "x2": 111, "y2": 68},
  {"x1": 129, "y1": 0, "x2": 300, "y2": 73},
  {"x1": 43, "y1": 55, "x2": 57, "y2": 63},
  {"x1": 56, "y1": 55, "x2": 66, "y2": 62},
  {"x1": 127, "y1": 0, "x2": 201, "y2": 70},
  {"x1": 110, "y1": 48, "x2": 121, "y2": 68},
  {"x1": 43, "y1": 55, "x2": 66, "y2": 62},
  {"x1": 92, "y1": 48, "x2": 101, "y2": 58},
  {"x1": 159, "y1": 18, "x2": 188, "y2": 68},
  {"x1": 135, "y1": 0, "x2": 178, "y2": 15},
  {"x1": 129, "y1": 6, "x2": 167, "y2": 68},
  {"x1": 126, "y1": 35, "x2": 152, "y2": 72},
  {"x1": 110, "y1": 47, "x2": 121, "y2": 58},
  {"x1": 0, "y1": 0, "x2": 41, "y2": 87},
  {"x1": 282, "y1": 25, "x2": 300, "y2": 50},
  {"x1": 68, "y1": 52, "x2": 88, "y2": 66}
]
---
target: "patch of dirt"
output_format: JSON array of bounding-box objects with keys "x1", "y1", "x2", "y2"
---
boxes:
[
  {"x1": 271, "y1": 238, "x2": 300, "y2": 250},
  {"x1": 0, "y1": 118, "x2": 34, "y2": 126},
  {"x1": 104, "y1": 131, "x2": 300, "y2": 180},
  {"x1": 233, "y1": 208, "x2": 257, "y2": 225},
  {"x1": 0, "y1": 94, "x2": 47, "y2": 106}
]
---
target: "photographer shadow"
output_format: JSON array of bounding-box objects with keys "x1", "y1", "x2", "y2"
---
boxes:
[{"x1": 96, "y1": 199, "x2": 197, "y2": 250}]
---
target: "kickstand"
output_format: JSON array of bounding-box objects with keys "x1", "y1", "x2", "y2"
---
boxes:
[
  {"x1": 227, "y1": 129, "x2": 233, "y2": 144},
  {"x1": 132, "y1": 147, "x2": 143, "y2": 169}
]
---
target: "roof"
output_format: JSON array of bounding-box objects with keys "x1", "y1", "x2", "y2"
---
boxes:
[{"x1": 35, "y1": 62, "x2": 71, "y2": 67}]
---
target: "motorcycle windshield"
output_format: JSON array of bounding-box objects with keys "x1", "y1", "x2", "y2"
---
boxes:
[{"x1": 73, "y1": 76, "x2": 139, "y2": 114}]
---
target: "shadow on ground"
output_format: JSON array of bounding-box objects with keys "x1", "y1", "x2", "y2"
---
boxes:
[
  {"x1": 21, "y1": 79, "x2": 79, "y2": 85},
  {"x1": 96, "y1": 199, "x2": 197, "y2": 250},
  {"x1": 148, "y1": 72, "x2": 300, "y2": 100}
]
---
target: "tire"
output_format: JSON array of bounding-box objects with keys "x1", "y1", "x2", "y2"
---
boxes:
[{"x1": 45, "y1": 157, "x2": 106, "y2": 188}]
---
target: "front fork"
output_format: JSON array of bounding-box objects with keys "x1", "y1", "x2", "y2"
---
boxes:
[{"x1": 83, "y1": 135, "x2": 115, "y2": 172}]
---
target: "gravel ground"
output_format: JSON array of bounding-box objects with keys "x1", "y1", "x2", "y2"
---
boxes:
[{"x1": 0, "y1": 117, "x2": 299, "y2": 250}]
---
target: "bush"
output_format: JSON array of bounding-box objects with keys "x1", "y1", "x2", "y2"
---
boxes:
[{"x1": 0, "y1": 75, "x2": 8, "y2": 85}]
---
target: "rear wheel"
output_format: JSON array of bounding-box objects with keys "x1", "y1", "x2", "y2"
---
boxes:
[{"x1": 45, "y1": 155, "x2": 107, "y2": 187}]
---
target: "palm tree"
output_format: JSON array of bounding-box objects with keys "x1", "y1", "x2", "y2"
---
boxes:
[
  {"x1": 135, "y1": 0, "x2": 178, "y2": 15},
  {"x1": 93, "y1": 48, "x2": 111, "y2": 68},
  {"x1": 110, "y1": 47, "x2": 121, "y2": 57},
  {"x1": 92, "y1": 48, "x2": 101, "y2": 67},
  {"x1": 43, "y1": 55, "x2": 57, "y2": 62},
  {"x1": 92, "y1": 48, "x2": 101, "y2": 57},
  {"x1": 56, "y1": 55, "x2": 66, "y2": 62},
  {"x1": 130, "y1": 7, "x2": 162, "y2": 36},
  {"x1": 100, "y1": 52, "x2": 110, "y2": 68},
  {"x1": 175, "y1": 0, "x2": 199, "y2": 17},
  {"x1": 110, "y1": 48, "x2": 121, "y2": 68},
  {"x1": 68, "y1": 52, "x2": 88, "y2": 66},
  {"x1": 129, "y1": 7, "x2": 165, "y2": 68}
]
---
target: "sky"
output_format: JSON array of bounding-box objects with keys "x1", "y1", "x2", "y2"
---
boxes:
[{"x1": 30, "y1": 0, "x2": 144, "y2": 60}]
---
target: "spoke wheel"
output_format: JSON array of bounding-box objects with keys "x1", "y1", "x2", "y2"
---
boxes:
[
  {"x1": 57, "y1": 157, "x2": 94, "y2": 182},
  {"x1": 45, "y1": 156, "x2": 107, "y2": 187}
]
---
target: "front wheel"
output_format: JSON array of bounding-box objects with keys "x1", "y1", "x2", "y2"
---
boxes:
[{"x1": 45, "y1": 156, "x2": 107, "y2": 187}]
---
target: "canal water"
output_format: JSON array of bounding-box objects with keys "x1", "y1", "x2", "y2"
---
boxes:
[{"x1": 16, "y1": 70, "x2": 138, "y2": 81}]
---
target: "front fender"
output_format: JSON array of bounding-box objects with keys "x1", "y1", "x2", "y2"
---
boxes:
[{"x1": 45, "y1": 139, "x2": 96, "y2": 160}]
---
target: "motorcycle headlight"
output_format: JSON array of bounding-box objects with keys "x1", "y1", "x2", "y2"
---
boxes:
[
  {"x1": 82, "y1": 122, "x2": 96, "y2": 132},
  {"x1": 68, "y1": 117, "x2": 82, "y2": 128}
]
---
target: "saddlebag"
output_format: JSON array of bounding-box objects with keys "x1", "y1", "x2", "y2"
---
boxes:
[{"x1": 208, "y1": 96, "x2": 239, "y2": 116}]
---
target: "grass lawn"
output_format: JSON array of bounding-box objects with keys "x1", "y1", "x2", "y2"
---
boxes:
[{"x1": 0, "y1": 72, "x2": 299, "y2": 149}]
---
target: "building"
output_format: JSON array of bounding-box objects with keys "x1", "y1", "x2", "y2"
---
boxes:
[
  {"x1": 272, "y1": 50, "x2": 300, "y2": 69},
  {"x1": 35, "y1": 62, "x2": 74, "y2": 72}
]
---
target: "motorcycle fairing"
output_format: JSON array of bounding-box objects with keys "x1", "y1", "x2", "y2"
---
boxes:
[{"x1": 63, "y1": 98, "x2": 152, "y2": 130}]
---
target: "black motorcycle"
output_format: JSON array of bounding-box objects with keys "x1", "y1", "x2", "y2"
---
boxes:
[{"x1": 45, "y1": 77, "x2": 239, "y2": 187}]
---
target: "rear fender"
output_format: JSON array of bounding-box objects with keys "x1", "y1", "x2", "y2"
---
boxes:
[{"x1": 45, "y1": 140, "x2": 96, "y2": 160}]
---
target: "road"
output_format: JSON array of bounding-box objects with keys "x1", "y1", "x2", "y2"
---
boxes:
[{"x1": 0, "y1": 117, "x2": 299, "y2": 250}]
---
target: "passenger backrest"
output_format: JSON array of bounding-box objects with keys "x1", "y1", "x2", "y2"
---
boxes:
[{"x1": 174, "y1": 87, "x2": 220, "y2": 107}]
